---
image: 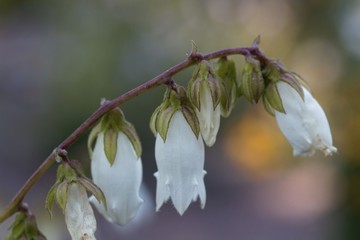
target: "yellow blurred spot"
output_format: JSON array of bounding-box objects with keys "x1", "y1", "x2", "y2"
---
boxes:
[{"x1": 224, "y1": 108, "x2": 288, "y2": 178}]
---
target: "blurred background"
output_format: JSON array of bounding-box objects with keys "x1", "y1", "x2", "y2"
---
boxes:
[{"x1": 0, "y1": 0, "x2": 358, "y2": 239}]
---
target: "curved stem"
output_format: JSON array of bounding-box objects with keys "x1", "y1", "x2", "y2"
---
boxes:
[{"x1": 0, "y1": 46, "x2": 262, "y2": 223}]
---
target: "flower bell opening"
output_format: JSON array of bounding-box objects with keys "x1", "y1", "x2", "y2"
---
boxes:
[{"x1": 154, "y1": 111, "x2": 206, "y2": 215}]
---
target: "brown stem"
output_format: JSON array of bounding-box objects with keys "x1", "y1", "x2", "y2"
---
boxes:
[{"x1": 0, "y1": 46, "x2": 264, "y2": 223}]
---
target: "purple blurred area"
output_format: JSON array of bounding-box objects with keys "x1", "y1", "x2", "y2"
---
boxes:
[{"x1": 1, "y1": 0, "x2": 359, "y2": 239}]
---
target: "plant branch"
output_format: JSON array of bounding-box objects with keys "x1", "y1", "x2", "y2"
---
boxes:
[{"x1": 0, "y1": 45, "x2": 264, "y2": 223}]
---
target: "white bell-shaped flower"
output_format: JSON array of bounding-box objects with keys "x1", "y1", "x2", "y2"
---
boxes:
[
  {"x1": 197, "y1": 82, "x2": 221, "y2": 147},
  {"x1": 155, "y1": 111, "x2": 206, "y2": 215},
  {"x1": 90, "y1": 132, "x2": 143, "y2": 225},
  {"x1": 65, "y1": 184, "x2": 97, "y2": 240},
  {"x1": 275, "y1": 82, "x2": 337, "y2": 156}
]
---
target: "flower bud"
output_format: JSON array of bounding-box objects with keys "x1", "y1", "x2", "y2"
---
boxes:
[
  {"x1": 214, "y1": 57, "x2": 238, "y2": 117},
  {"x1": 239, "y1": 56, "x2": 265, "y2": 103},
  {"x1": 45, "y1": 161, "x2": 105, "y2": 217},
  {"x1": 45, "y1": 161, "x2": 102, "y2": 239},
  {"x1": 188, "y1": 61, "x2": 222, "y2": 146},
  {"x1": 5, "y1": 212, "x2": 46, "y2": 240}
]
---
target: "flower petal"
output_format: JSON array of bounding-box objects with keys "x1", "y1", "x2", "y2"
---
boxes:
[
  {"x1": 91, "y1": 132, "x2": 143, "y2": 225},
  {"x1": 155, "y1": 111, "x2": 206, "y2": 215},
  {"x1": 65, "y1": 184, "x2": 96, "y2": 240}
]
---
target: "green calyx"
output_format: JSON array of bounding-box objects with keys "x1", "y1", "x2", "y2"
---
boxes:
[
  {"x1": 239, "y1": 56, "x2": 265, "y2": 103},
  {"x1": 263, "y1": 82, "x2": 285, "y2": 114},
  {"x1": 5, "y1": 212, "x2": 46, "y2": 240},
  {"x1": 187, "y1": 60, "x2": 222, "y2": 112},
  {"x1": 150, "y1": 84, "x2": 200, "y2": 141},
  {"x1": 260, "y1": 59, "x2": 310, "y2": 115},
  {"x1": 45, "y1": 161, "x2": 106, "y2": 217},
  {"x1": 88, "y1": 108, "x2": 142, "y2": 166},
  {"x1": 214, "y1": 57, "x2": 237, "y2": 118}
]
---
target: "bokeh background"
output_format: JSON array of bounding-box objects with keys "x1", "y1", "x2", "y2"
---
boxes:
[{"x1": 0, "y1": 0, "x2": 359, "y2": 239}]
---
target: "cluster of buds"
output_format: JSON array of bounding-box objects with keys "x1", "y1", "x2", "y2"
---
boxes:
[{"x1": 39, "y1": 39, "x2": 337, "y2": 239}]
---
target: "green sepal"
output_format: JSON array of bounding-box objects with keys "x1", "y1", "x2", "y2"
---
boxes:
[
  {"x1": 45, "y1": 163, "x2": 67, "y2": 217},
  {"x1": 281, "y1": 73, "x2": 304, "y2": 99},
  {"x1": 98, "y1": 108, "x2": 142, "y2": 162},
  {"x1": 291, "y1": 71, "x2": 311, "y2": 91},
  {"x1": 262, "y1": 95, "x2": 275, "y2": 116},
  {"x1": 62, "y1": 163, "x2": 78, "y2": 182},
  {"x1": 206, "y1": 70, "x2": 222, "y2": 110},
  {"x1": 87, "y1": 122, "x2": 102, "y2": 157},
  {"x1": 215, "y1": 57, "x2": 237, "y2": 117},
  {"x1": 78, "y1": 177, "x2": 107, "y2": 210},
  {"x1": 169, "y1": 87, "x2": 183, "y2": 109},
  {"x1": 23, "y1": 216, "x2": 46, "y2": 240},
  {"x1": 45, "y1": 182, "x2": 59, "y2": 218},
  {"x1": 182, "y1": 105, "x2": 200, "y2": 138},
  {"x1": 6, "y1": 213, "x2": 26, "y2": 240},
  {"x1": 55, "y1": 181, "x2": 69, "y2": 212},
  {"x1": 121, "y1": 120, "x2": 142, "y2": 158},
  {"x1": 153, "y1": 84, "x2": 199, "y2": 141},
  {"x1": 150, "y1": 105, "x2": 163, "y2": 136},
  {"x1": 239, "y1": 61, "x2": 251, "y2": 100},
  {"x1": 100, "y1": 108, "x2": 124, "y2": 131},
  {"x1": 264, "y1": 83, "x2": 285, "y2": 113},
  {"x1": 262, "y1": 60, "x2": 281, "y2": 83},
  {"x1": 103, "y1": 128, "x2": 118, "y2": 166},
  {"x1": 6, "y1": 213, "x2": 46, "y2": 240},
  {"x1": 188, "y1": 78, "x2": 202, "y2": 110},
  {"x1": 156, "y1": 106, "x2": 177, "y2": 141}
]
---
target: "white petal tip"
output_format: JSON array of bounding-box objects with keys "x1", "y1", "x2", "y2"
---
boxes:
[
  {"x1": 175, "y1": 206, "x2": 186, "y2": 216},
  {"x1": 323, "y1": 146, "x2": 337, "y2": 156},
  {"x1": 204, "y1": 138, "x2": 216, "y2": 147},
  {"x1": 155, "y1": 203, "x2": 163, "y2": 212}
]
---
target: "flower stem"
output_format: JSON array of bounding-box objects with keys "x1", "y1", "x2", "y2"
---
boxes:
[{"x1": 0, "y1": 46, "x2": 263, "y2": 223}]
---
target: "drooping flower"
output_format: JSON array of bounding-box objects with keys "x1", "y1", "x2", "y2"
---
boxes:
[
  {"x1": 274, "y1": 81, "x2": 337, "y2": 156},
  {"x1": 65, "y1": 184, "x2": 97, "y2": 240},
  {"x1": 90, "y1": 131, "x2": 143, "y2": 225},
  {"x1": 154, "y1": 111, "x2": 206, "y2": 215}
]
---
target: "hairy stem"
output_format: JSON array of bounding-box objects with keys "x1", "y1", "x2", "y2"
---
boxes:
[{"x1": 0, "y1": 46, "x2": 264, "y2": 223}]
